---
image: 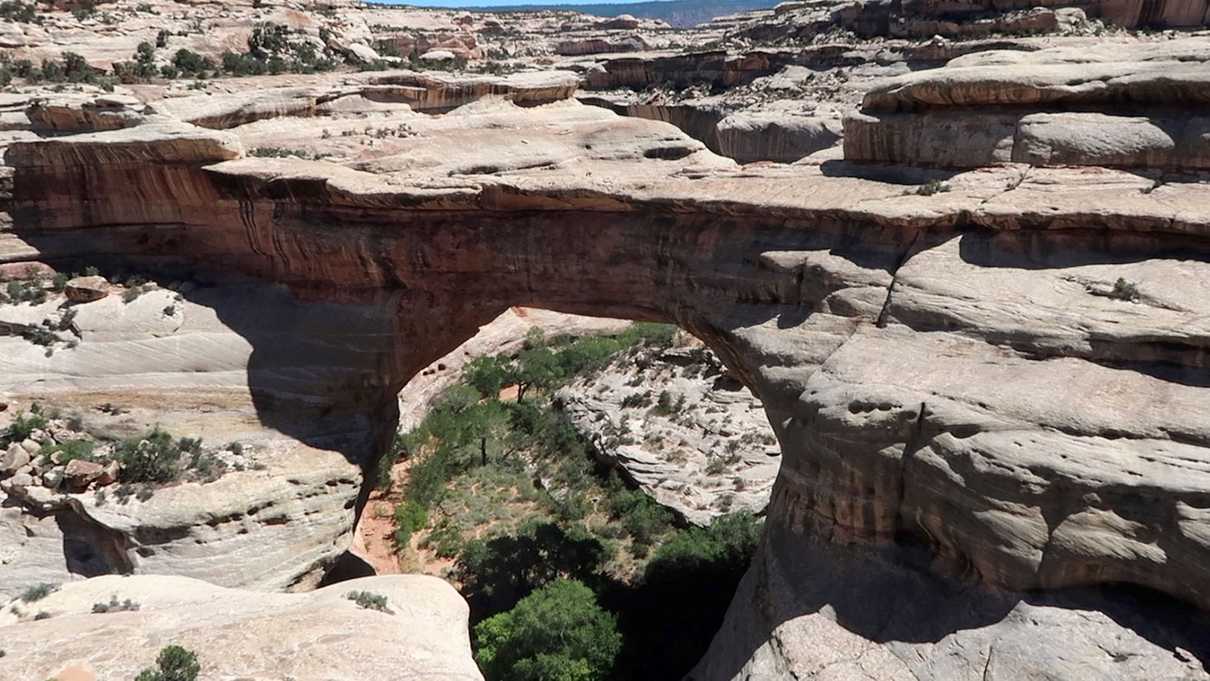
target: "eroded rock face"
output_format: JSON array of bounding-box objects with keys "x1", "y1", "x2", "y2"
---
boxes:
[
  {"x1": 845, "y1": 38, "x2": 1210, "y2": 169},
  {"x1": 5, "y1": 46, "x2": 1210, "y2": 680},
  {"x1": 0, "y1": 574, "x2": 481, "y2": 681},
  {"x1": 0, "y1": 278, "x2": 379, "y2": 598},
  {"x1": 559, "y1": 339, "x2": 779, "y2": 525}
]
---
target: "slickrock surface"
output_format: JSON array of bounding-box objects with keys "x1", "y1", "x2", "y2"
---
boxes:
[
  {"x1": 0, "y1": 279, "x2": 376, "y2": 598},
  {"x1": 0, "y1": 574, "x2": 481, "y2": 681},
  {"x1": 6, "y1": 1, "x2": 1210, "y2": 679},
  {"x1": 559, "y1": 338, "x2": 779, "y2": 525},
  {"x1": 7, "y1": 81, "x2": 1210, "y2": 677}
]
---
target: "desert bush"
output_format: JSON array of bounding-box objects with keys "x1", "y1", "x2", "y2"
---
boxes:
[
  {"x1": 392, "y1": 500, "x2": 428, "y2": 548},
  {"x1": 113, "y1": 428, "x2": 184, "y2": 483},
  {"x1": 914, "y1": 179, "x2": 951, "y2": 196},
  {"x1": 171, "y1": 49, "x2": 214, "y2": 76},
  {"x1": 0, "y1": 1, "x2": 39, "y2": 23},
  {"x1": 21, "y1": 583, "x2": 58, "y2": 602},
  {"x1": 134, "y1": 645, "x2": 198, "y2": 681},
  {"x1": 345, "y1": 590, "x2": 391, "y2": 613},
  {"x1": 1110, "y1": 277, "x2": 1140, "y2": 301},
  {"x1": 39, "y1": 439, "x2": 97, "y2": 465},
  {"x1": 92, "y1": 594, "x2": 139, "y2": 613},
  {"x1": 6, "y1": 278, "x2": 48, "y2": 304},
  {"x1": 4, "y1": 408, "x2": 48, "y2": 445}
]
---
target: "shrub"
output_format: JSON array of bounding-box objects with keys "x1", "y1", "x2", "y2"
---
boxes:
[
  {"x1": 0, "y1": 1, "x2": 39, "y2": 23},
  {"x1": 914, "y1": 179, "x2": 951, "y2": 196},
  {"x1": 606, "y1": 481, "x2": 671, "y2": 548},
  {"x1": 21, "y1": 583, "x2": 58, "y2": 602},
  {"x1": 7, "y1": 278, "x2": 48, "y2": 304},
  {"x1": 646, "y1": 512, "x2": 762, "y2": 583},
  {"x1": 474, "y1": 579, "x2": 621, "y2": 681},
  {"x1": 113, "y1": 428, "x2": 183, "y2": 484},
  {"x1": 248, "y1": 22, "x2": 290, "y2": 58},
  {"x1": 653, "y1": 390, "x2": 676, "y2": 415},
  {"x1": 134, "y1": 645, "x2": 199, "y2": 681},
  {"x1": 1110, "y1": 277, "x2": 1140, "y2": 301},
  {"x1": 39, "y1": 439, "x2": 97, "y2": 465},
  {"x1": 20, "y1": 325, "x2": 57, "y2": 347},
  {"x1": 620, "y1": 392, "x2": 650, "y2": 409},
  {"x1": 71, "y1": 1, "x2": 96, "y2": 21},
  {"x1": 172, "y1": 49, "x2": 213, "y2": 75},
  {"x1": 345, "y1": 590, "x2": 391, "y2": 613},
  {"x1": 4, "y1": 409, "x2": 48, "y2": 445},
  {"x1": 392, "y1": 499, "x2": 428, "y2": 548},
  {"x1": 92, "y1": 594, "x2": 139, "y2": 613}
]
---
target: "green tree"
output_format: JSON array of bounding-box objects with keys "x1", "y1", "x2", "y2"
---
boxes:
[
  {"x1": 458, "y1": 522, "x2": 609, "y2": 616},
  {"x1": 464, "y1": 355, "x2": 516, "y2": 398},
  {"x1": 515, "y1": 346, "x2": 563, "y2": 401},
  {"x1": 474, "y1": 579, "x2": 620, "y2": 681},
  {"x1": 134, "y1": 645, "x2": 199, "y2": 681}
]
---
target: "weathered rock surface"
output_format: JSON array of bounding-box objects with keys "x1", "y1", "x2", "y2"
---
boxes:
[
  {"x1": 693, "y1": 532, "x2": 1209, "y2": 681},
  {"x1": 0, "y1": 277, "x2": 374, "y2": 599},
  {"x1": 8, "y1": 83, "x2": 1210, "y2": 681},
  {"x1": 0, "y1": 574, "x2": 481, "y2": 681},
  {"x1": 559, "y1": 339, "x2": 779, "y2": 525},
  {"x1": 845, "y1": 37, "x2": 1210, "y2": 169},
  {"x1": 6, "y1": 4, "x2": 1210, "y2": 679}
]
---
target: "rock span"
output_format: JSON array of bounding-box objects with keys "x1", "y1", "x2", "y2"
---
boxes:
[{"x1": 5, "y1": 77, "x2": 1210, "y2": 677}]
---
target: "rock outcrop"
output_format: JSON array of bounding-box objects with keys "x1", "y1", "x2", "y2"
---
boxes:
[
  {"x1": 5, "y1": 3, "x2": 1210, "y2": 679},
  {"x1": 559, "y1": 339, "x2": 779, "y2": 525},
  {"x1": 845, "y1": 38, "x2": 1210, "y2": 169},
  {"x1": 0, "y1": 277, "x2": 369, "y2": 599},
  {"x1": 7, "y1": 80, "x2": 1210, "y2": 679},
  {"x1": 0, "y1": 574, "x2": 481, "y2": 681}
]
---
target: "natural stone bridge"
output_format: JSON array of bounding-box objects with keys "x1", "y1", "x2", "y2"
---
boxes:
[{"x1": 7, "y1": 82, "x2": 1210, "y2": 678}]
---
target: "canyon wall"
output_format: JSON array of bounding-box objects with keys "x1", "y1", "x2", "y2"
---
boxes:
[{"x1": 4, "y1": 73, "x2": 1210, "y2": 679}]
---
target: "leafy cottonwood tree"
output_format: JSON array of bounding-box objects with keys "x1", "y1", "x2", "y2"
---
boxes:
[{"x1": 474, "y1": 579, "x2": 621, "y2": 681}]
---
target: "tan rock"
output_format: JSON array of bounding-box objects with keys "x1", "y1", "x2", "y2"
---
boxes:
[
  {"x1": 63, "y1": 276, "x2": 108, "y2": 303},
  {"x1": 0, "y1": 443, "x2": 30, "y2": 476},
  {"x1": 62, "y1": 459, "x2": 105, "y2": 492},
  {"x1": 0, "y1": 574, "x2": 482, "y2": 681}
]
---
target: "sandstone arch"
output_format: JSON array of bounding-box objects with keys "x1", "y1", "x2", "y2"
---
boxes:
[{"x1": 7, "y1": 110, "x2": 1210, "y2": 678}]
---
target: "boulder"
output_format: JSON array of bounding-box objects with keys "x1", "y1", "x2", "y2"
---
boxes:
[
  {"x1": 345, "y1": 42, "x2": 381, "y2": 64},
  {"x1": 0, "y1": 443, "x2": 30, "y2": 476},
  {"x1": 600, "y1": 13, "x2": 641, "y2": 29},
  {"x1": 419, "y1": 49, "x2": 457, "y2": 63},
  {"x1": 41, "y1": 466, "x2": 63, "y2": 490},
  {"x1": 62, "y1": 459, "x2": 105, "y2": 492},
  {"x1": 8, "y1": 471, "x2": 33, "y2": 487},
  {"x1": 63, "y1": 276, "x2": 108, "y2": 303}
]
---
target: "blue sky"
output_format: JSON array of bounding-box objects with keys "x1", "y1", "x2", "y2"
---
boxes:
[{"x1": 373, "y1": 0, "x2": 652, "y2": 6}]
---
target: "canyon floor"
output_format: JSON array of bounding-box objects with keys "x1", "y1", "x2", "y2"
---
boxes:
[{"x1": 2, "y1": 0, "x2": 1210, "y2": 680}]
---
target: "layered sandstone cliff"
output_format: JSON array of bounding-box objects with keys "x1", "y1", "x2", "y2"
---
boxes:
[
  {"x1": 4, "y1": 68, "x2": 1210, "y2": 678},
  {"x1": 4, "y1": 2, "x2": 1210, "y2": 677}
]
